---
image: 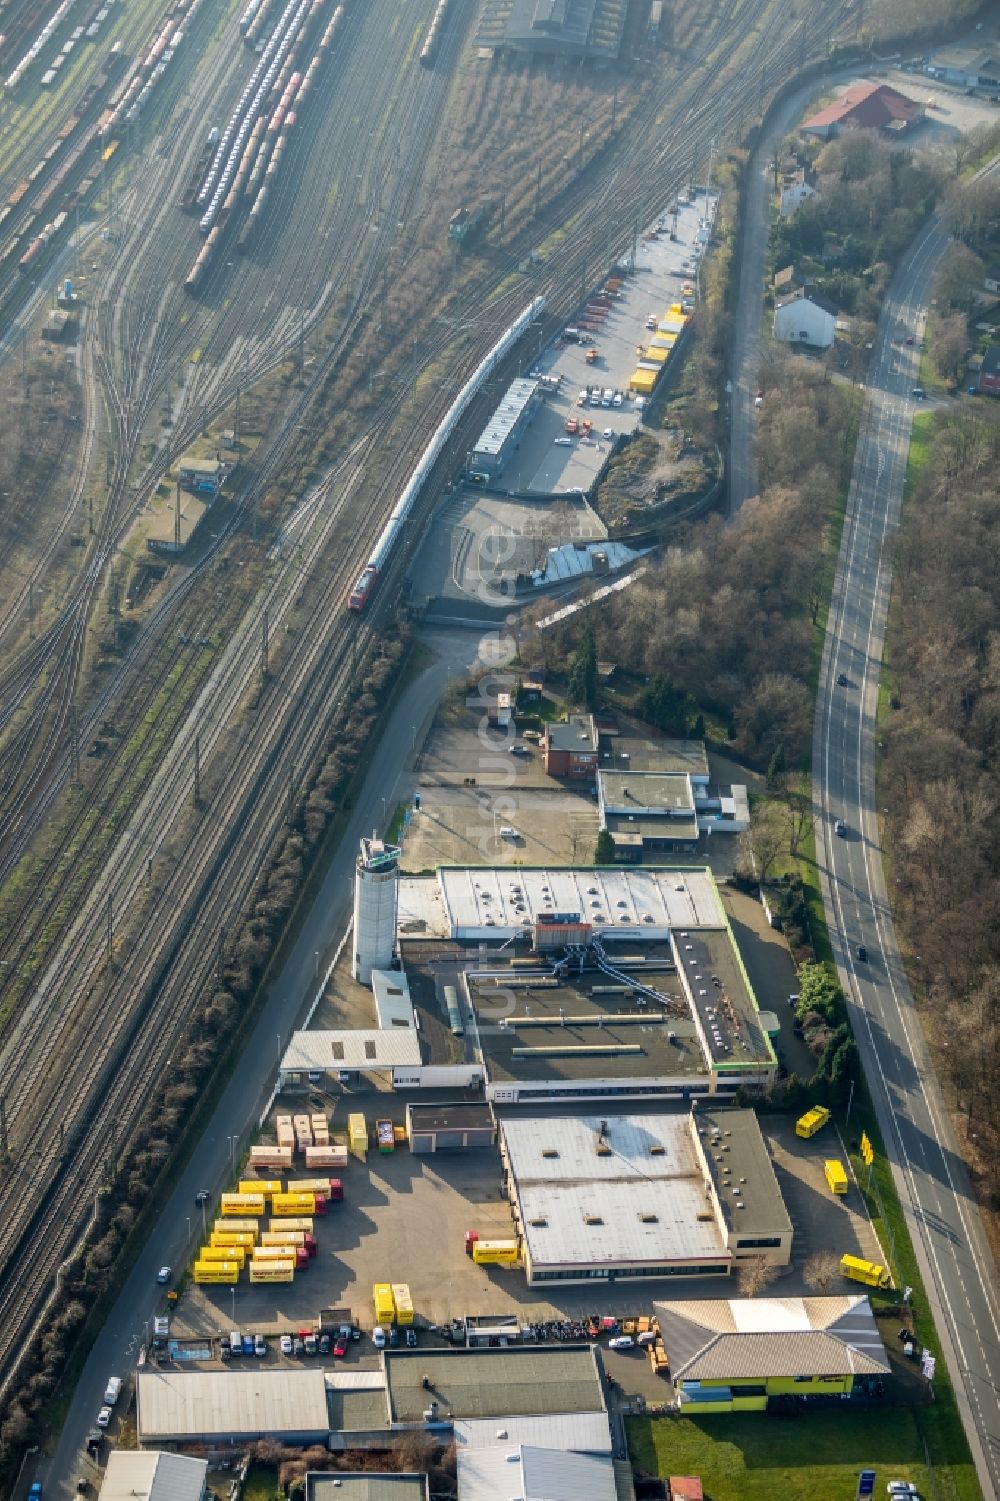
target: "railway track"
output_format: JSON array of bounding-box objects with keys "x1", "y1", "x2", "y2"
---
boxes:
[{"x1": 0, "y1": 0, "x2": 856, "y2": 1401}]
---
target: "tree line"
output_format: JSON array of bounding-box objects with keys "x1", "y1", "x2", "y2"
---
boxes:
[{"x1": 881, "y1": 407, "x2": 1000, "y2": 1225}]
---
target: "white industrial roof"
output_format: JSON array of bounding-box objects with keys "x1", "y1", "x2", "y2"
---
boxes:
[
  {"x1": 137, "y1": 1370, "x2": 330, "y2": 1440},
  {"x1": 371, "y1": 969, "x2": 415, "y2": 1030},
  {"x1": 99, "y1": 1451, "x2": 207, "y2": 1501},
  {"x1": 398, "y1": 865, "x2": 725, "y2": 941},
  {"x1": 457, "y1": 1445, "x2": 616, "y2": 1501},
  {"x1": 280, "y1": 1029, "x2": 421, "y2": 1072},
  {"x1": 503, "y1": 1114, "x2": 728, "y2": 1270},
  {"x1": 454, "y1": 1412, "x2": 612, "y2": 1453},
  {"x1": 473, "y1": 378, "x2": 539, "y2": 457}
]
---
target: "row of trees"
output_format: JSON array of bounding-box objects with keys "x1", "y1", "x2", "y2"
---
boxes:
[{"x1": 881, "y1": 407, "x2": 1000, "y2": 1217}]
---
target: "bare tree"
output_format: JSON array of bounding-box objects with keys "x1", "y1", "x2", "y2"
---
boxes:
[
  {"x1": 803, "y1": 1248, "x2": 842, "y2": 1293},
  {"x1": 736, "y1": 1254, "x2": 780, "y2": 1298},
  {"x1": 784, "y1": 792, "x2": 814, "y2": 861},
  {"x1": 738, "y1": 803, "x2": 785, "y2": 886}
]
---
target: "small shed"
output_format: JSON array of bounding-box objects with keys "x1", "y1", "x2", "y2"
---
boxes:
[{"x1": 406, "y1": 1102, "x2": 496, "y2": 1154}]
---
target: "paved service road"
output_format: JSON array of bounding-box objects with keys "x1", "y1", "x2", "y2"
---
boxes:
[
  {"x1": 814, "y1": 187, "x2": 1000, "y2": 1501},
  {"x1": 39, "y1": 628, "x2": 481, "y2": 1501}
]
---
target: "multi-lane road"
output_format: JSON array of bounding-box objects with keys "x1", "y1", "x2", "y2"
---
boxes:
[{"x1": 814, "y1": 195, "x2": 1000, "y2": 1500}]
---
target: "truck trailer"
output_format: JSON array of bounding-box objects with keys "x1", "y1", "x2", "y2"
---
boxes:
[
  {"x1": 795, "y1": 1105, "x2": 831, "y2": 1139},
  {"x1": 193, "y1": 1260, "x2": 240, "y2": 1284},
  {"x1": 824, "y1": 1160, "x2": 849, "y2": 1195},
  {"x1": 373, "y1": 1282, "x2": 396, "y2": 1324},
  {"x1": 221, "y1": 1192, "x2": 265, "y2": 1216},
  {"x1": 214, "y1": 1218, "x2": 259, "y2": 1236},
  {"x1": 238, "y1": 1179, "x2": 282, "y2": 1198},
  {"x1": 249, "y1": 1260, "x2": 295, "y2": 1283},
  {"x1": 211, "y1": 1230, "x2": 257, "y2": 1249},
  {"x1": 392, "y1": 1283, "x2": 414, "y2": 1324},
  {"x1": 471, "y1": 1239, "x2": 520, "y2": 1266},
  {"x1": 271, "y1": 1191, "x2": 316, "y2": 1216},
  {"x1": 200, "y1": 1244, "x2": 247, "y2": 1268}
]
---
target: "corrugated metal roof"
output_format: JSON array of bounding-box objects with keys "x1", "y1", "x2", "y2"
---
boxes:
[
  {"x1": 457, "y1": 1446, "x2": 616, "y2": 1501},
  {"x1": 137, "y1": 1370, "x2": 330, "y2": 1440},
  {"x1": 657, "y1": 1296, "x2": 889, "y2": 1381},
  {"x1": 99, "y1": 1452, "x2": 207, "y2": 1501},
  {"x1": 454, "y1": 1412, "x2": 611, "y2": 1453}
]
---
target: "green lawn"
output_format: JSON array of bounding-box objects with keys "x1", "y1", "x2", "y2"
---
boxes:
[{"x1": 628, "y1": 1410, "x2": 936, "y2": 1501}]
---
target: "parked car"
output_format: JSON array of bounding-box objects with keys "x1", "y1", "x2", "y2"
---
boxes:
[
  {"x1": 85, "y1": 1432, "x2": 104, "y2": 1459},
  {"x1": 76, "y1": 1479, "x2": 89, "y2": 1494},
  {"x1": 608, "y1": 1335, "x2": 634, "y2": 1350},
  {"x1": 911, "y1": 387, "x2": 926, "y2": 399},
  {"x1": 96, "y1": 1407, "x2": 112, "y2": 1430},
  {"x1": 372, "y1": 1326, "x2": 387, "y2": 1348},
  {"x1": 304, "y1": 1334, "x2": 318, "y2": 1356},
  {"x1": 280, "y1": 1334, "x2": 293, "y2": 1355},
  {"x1": 156, "y1": 1266, "x2": 171, "y2": 1284},
  {"x1": 554, "y1": 436, "x2": 573, "y2": 447},
  {"x1": 293, "y1": 1336, "x2": 305, "y2": 1356},
  {"x1": 887, "y1": 1486, "x2": 919, "y2": 1498},
  {"x1": 318, "y1": 1333, "x2": 331, "y2": 1355},
  {"x1": 229, "y1": 1331, "x2": 243, "y2": 1355},
  {"x1": 333, "y1": 1339, "x2": 347, "y2": 1358},
  {"x1": 388, "y1": 1326, "x2": 399, "y2": 1346},
  {"x1": 242, "y1": 1333, "x2": 254, "y2": 1356},
  {"x1": 405, "y1": 1329, "x2": 417, "y2": 1347},
  {"x1": 29, "y1": 1485, "x2": 42, "y2": 1500},
  {"x1": 254, "y1": 1335, "x2": 267, "y2": 1357},
  {"x1": 508, "y1": 745, "x2": 529, "y2": 757}
]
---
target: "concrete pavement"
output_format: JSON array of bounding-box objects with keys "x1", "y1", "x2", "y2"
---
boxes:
[
  {"x1": 40, "y1": 626, "x2": 483, "y2": 1501},
  {"x1": 813, "y1": 192, "x2": 1000, "y2": 1500}
]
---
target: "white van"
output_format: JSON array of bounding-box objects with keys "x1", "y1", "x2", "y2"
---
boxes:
[
  {"x1": 103, "y1": 1377, "x2": 122, "y2": 1406},
  {"x1": 601, "y1": 389, "x2": 613, "y2": 406},
  {"x1": 229, "y1": 1330, "x2": 242, "y2": 1355},
  {"x1": 499, "y1": 825, "x2": 519, "y2": 841}
]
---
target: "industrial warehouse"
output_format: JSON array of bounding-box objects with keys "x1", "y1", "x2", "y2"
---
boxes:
[
  {"x1": 499, "y1": 1109, "x2": 792, "y2": 1284},
  {"x1": 277, "y1": 843, "x2": 777, "y2": 1101}
]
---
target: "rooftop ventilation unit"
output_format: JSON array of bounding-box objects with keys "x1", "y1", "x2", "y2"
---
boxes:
[{"x1": 584, "y1": 1214, "x2": 604, "y2": 1225}]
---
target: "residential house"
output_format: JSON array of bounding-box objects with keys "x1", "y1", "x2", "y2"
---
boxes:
[
  {"x1": 779, "y1": 166, "x2": 817, "y2": 218},
  {"x1": 773, "y1": 287, "x2": 838, "y2": 349},
  {"x1": 656, "y1": 1295, "x2": 890, "y2": 1414},
  {"x1": 928, "y1": 46, "x2": 1000, "y2": 90},
  {"x1": 542, "y1": 714, "x2": 598, "y2": 778},
  {"x1": 979, "y1": 344, "x2": 1000, "y2": 397},
  {"x1": 773, "y1": 264, "x2": 804, "y2": 298},
  {"x1": 984, "y1": 267, "x2": 1000, "y2": 297},
  {"x1": 800, "y1": 81, "x2": 923, "y2": 140}
]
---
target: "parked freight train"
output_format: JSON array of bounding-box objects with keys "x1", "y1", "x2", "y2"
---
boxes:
[{"x1": 347, "y1": 295, "x2": 545, "y2": 611}]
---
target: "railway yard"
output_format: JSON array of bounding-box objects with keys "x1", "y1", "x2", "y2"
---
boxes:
[{"x1": 0, "y1": 0, "x2": 859, "y2": 1471}]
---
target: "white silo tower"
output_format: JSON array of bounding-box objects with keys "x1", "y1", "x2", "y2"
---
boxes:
[{"x1": 352, "y1": 836, "x2": 400, "y2": 986}]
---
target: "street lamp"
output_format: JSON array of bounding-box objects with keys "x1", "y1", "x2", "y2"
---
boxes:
[
  {"x1": 228, "y1": 1134, "x2": 237, "y2": 1170},
  {"x1": 411, "y1": 724, "x2": 417, "y2": 751},
  {"x1": 381, "y1": 795, "x2": 387, "y2": 829},
  {"x1": 276, "y1": 1032, "x2": 283, "y2": 1070},
  {"x1": 186, "y1": 1216, "x2": 191, "y2": 1244},
  {"x1": 314, "y1": 949, "x2": 320, "y2": 980}
]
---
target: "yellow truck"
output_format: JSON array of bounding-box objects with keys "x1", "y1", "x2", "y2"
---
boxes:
[
  {"x1": 193, "y1": 1260, "x2": 239, "y2": 1284},
  {"x1": 471, "y1": 1239, "x2": 520, "y2": 1266},
  {"x1": 211, "y1": 1230, "x2": 257, "y2": 1250},
  {"x1": 199, "y1": 1244, "x2": 247, "y2": 1269},
  {"x1": 249, "y1": 1260, "x2": 295, "y2": 1283},
  {"x1": 238, "y1": 1179, "x2": 282, "y2": 1199},
  {"x1": 214, "y1": 1218, "x2": 259, "y2": 1236},
  {"x1": 825, "y1": 1160, "x2": 849, "y2": 1195},
  {"x1": 840, "y1": 1254, "x2": 891, "y2": 1289},
  {"x1": 220, "y1": 1192, "x2": 265, "y2": 1216},
  {"x1": 373, "y1": 1282, "x2": 396, "y2": 1325},
  {"x1": 268, "y1": 1216, "x2": 313, "y2": 1234},
  {"x1": 392, "y1": 1283, "x2": 414, "y2": 1325},
  {"x1": 795, "y1": 1105, "x2": 831, "y2": 1139},
  {"x1": 271, "y1": 1191, "x2": 316, "y2": 1216}
]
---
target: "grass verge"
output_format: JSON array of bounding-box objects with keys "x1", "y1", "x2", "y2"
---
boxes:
[{"x1": 627, "y1": 1409, "x2": 940, "y2": 1501}]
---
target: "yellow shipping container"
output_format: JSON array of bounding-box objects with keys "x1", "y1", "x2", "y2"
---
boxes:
[
  {"x1": 392, "y1": 1283, "x2": 413, "y2": 1324},
  {"x1": 349, "y1": 1113, "x2": 368, "y2": 1158},
  {"x1": 211, "y1": 1231, "x2": 256, "y2": 1250},
  {"x1": 200, "y1": 1244, "x2": 246, "y2": 1268},
  {"x1": 221, "y1": 1193, "x2": 265, "y2": 1216},
  {"x1": 252, "y1": 1244, "x2": 300, "y2": 1260},
  {"x1": 287, "y1": 1179, "x2": 332, "y2": 1196},
  {"x1": 193, "y1": 1260, "x2": 239, "y2": 1284},
  {"x1": 642, "y1": 346, "x2": 668, "y2": 364},
  {"x1": 271, "y1": 1191, "x2": 315, "y2": 1216},
  {"x1": 261, "y1": 1230, "x2": 306, "y2": 1246},
  {"x1": 825, "y1": 1160, "x2": 849, "y2": 1195},
  {"x1": 214, "y1": 1218, "x2": 259, "y2": 1235},
  {"x1": 373, "y1": 1282, "x2": 396, "y2": 1323},
  {"x1": 238, "y1": 1179, "x2": 282, "y2": 1198},
  {"x1": 472, "y1": 1239, "x2": 520, "y2": 1266},
  {"x1": 249, "y1": 1261, "x2": 295, "y2": 1283},
  {"x1": 268, "y1": 1216, "x2": 313, "y2": 1233},
  {"x1": 629, "y1": 368, "x2": 657, "y2": 392}
]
